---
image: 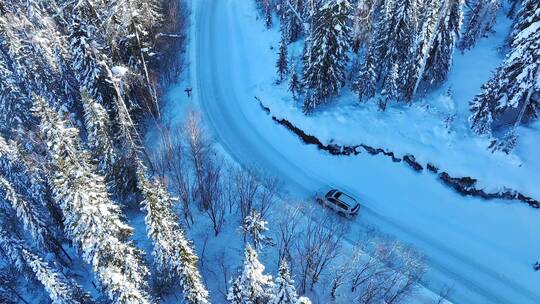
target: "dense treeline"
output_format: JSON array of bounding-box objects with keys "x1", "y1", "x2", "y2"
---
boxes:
[
  {"x1": 266, "y1": 0, "x2": 538, "y2": 152},
  {"x1": 0, "y1": 0, "x2": 428, "y2": 303},
  {"x1": 470, "y1": 0, "x2": 539, "y2": 153},
  {"x1": 0, "y1": 0, "x2": 210, "y2": 303}
]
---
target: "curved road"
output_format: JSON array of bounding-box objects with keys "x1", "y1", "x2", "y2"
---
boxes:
[{"x1": 189, "y1": 0, "x2": 540, "y2": 303}]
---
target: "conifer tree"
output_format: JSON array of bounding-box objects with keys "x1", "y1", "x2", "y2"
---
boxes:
[
  {"x1": 276, "y1": 33, "x2": 289, "y2": 84},
  {"x1": 303, "y1": 0, "x2": 351, "y2": 112},
  {"x1": 489, "y1": 129, "x2": 518, "y2": 154},
  {"x1": 381, "y1": 64, "x2": 400, "y2": 106},
  {"x1": 137, "y1": 164, "x2": 210, "y2": 304},
  {"x1": 227, "y1": 244, "x2": 274, "y2": 304},
  {"x1": 2, "y1": 3, "x2": 75, "y2": 111},
  {"x1": 241, "y1": 209, "x2": 271, "y2": 251},
  {"x1": 282, "y1": 0, "x2": 304, "y2": 43},
  {"x1": 32, "y1": 96, "x2": 152, "y2": 304},
  {"x1": 359, "y1": 0, "x2": 419, "y2": 102},
  {"x1": 0, "y1": 50, "x2": 30, "y2": 134},
  {"x1": 227, "y1": 277, "x2": 243, "y2": 304},
  {"x1": 459, "y1": 0, "x2": 500, "y2": 51},
  {"x1": 296, "y1": 297, "x2": 312, "y2": 304},
  {"x1": 377, "y1": 0, "x2": 418, "y2": 98},
  {"x1": 0, "y1": 14, "x2": 53, "y2": 130},
  {"x1": 403, "y1": 0, "x2": 442, "y2": 101},
  {"x1": 269, "y1": 261, "x2": 299, "y2": 304},
  {"x1": 0, "y1": 176, "x2": 50, "y2": 251},
  {"x1": 289, "y1": 67, "x2": 302, "y2": 100},
  {"x1": 355, "y1": 42, "x2": 377, "y2": 101},
  {"x1": 0, "y1": 136, "x2": 62, "y2": 255},
  {"x1": 265, "y1": 2, "x2": 273, "y2": 29},
  {"x1": 68, "y1": 17, "x2": 107, "y2": 101},
  {"x1": 350, "y1": 0, "x2": 379, "y2": 53},
  {"x1": 0, "y1": 228, "x2": 91, "y2": 304},
  {"x1": 302, "y1": 0, "x2": 319, "y2": 21},
  {"x1": 81, "y1": 91, "x2": 116, "y2": 174},
  {"x1": 469, "y1": 0, "x2": 539, "y2": 139},
  {"x1": 423, "y1": 0, "x2": 464, "y2": 86},
  {"x1": 469, "y1": 78, "x2": 496, "y2": 134}
]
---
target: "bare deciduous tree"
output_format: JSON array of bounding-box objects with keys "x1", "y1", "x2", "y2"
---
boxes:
[
  {"x1": 203, "y1": 159, "x2": 226, "y2": 236},
  {"x1": 183, "y1": 111, "x2": 227, "y2": 235},
  {"x1": 257, "y1": 174, "x2": 281, "y2": 218},
  {"x1": 296, "y1": 210, "x2": 346, "y2": 293},
  {"x1": 349, "y1": 232, "x2": 426, "y2": 304},
  {"x1": 152, "y1": 124, "x2": 194, "y2": 226},
  {"x1": 274, "y1": 205, "x2": 302, "y2": 264},
  {"x1": 433, "y1": 284, "x2": 453, "y2": 304},
  {"x1": 228, "y1": 167, "x2": 260, "y2": 218},
  {"x1": 184, "y1": 110, "x2": 215, "y2": 211},
  {"x1": 330, "y1": 262, "x2": 350, "y2": 300},
  {"x1": 225, "y1": 166, "x2": 280, "y2": 219}
]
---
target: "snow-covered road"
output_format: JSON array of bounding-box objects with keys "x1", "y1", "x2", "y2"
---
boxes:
[{"x1": 188, "y1": 0, "x2": 540, "y2": 302}]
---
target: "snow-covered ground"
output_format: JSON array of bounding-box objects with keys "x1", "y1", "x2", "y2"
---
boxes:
[{"x1": 158, "y1": 0, "x2": 540, "y2": 303}]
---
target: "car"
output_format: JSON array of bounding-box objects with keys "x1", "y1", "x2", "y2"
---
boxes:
[{"x1": 316, "y1": 189, "x2": 360, "y2": 218}]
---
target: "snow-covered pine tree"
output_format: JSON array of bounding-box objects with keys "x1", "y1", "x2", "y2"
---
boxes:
[
  {"x1": 355, "y1": 42, "x2": 377, "y2": 101},
  {"x1": 302, "y1": 0, "x2": 351, "y2": 112},
  {"x1": 382, "y1": 63, "x2": 400, "y2": 105},
  {"x1": 265, "y1": 1, "x2": 273, "y2": 29},
  {"x1": 0, "y1": 228, "x2": 91, "y2": 304},
  {"x1": 289, "y1": 67, "x2": 302, "y2": 100},
  {"x1": 507, "y1": 0, "x2": 521, "y2": 18},
  {"x1": 0, "y1": 176, "x2": 50, "y2": 252},
  {"x1": 101, "y1": 0, "x2": 163, "y2": 116},
  {"x1": 269, "y1": 261, "x2": 300, "y2": 304},
  {"x1": 469, "y1": 77, "x2": 497, "y2": 134},
  {"x1": 276, "y1": 32, "x2": 289, "y2": 84},
  {"x1": 353, "y1": 0, "x2": 391, "y2": 102},
  {"x1": 296, "y1": 297, "x2": 312, "y2": 304},
  {"x1": 137, "y1": 164, "x2": 210, "y2": 304},
  {"x1": 403, "y1": 0, "x2": 442, "y2": 101},
  {"x1": 81, "y1": 91, "x2": 116, "y2": 177},
  {"x1": 489, "y1": 129, "x2": 518, "y2": 154},
  {"x1": 0, "y1": 12, "x2": 54, "y2": 131},
  {"x1": 363, "y1": 0, "x2": 418, "y2": 102},
  {"x1": 0, "y1": 50, "x2": 31, "y2": 135},
  {"x1": 469, "y1": 0, "x2": 539, "y2": 137},
  {"x1": 32, "y1": 96, "x2": 152, "y2": 304},
  {"x1": 68, "y1": 17, "x2": 107, "y2": 101},
  {"x1": 379, "y1": 0, "x2": 418, "y2": 99},
  {"x1": 84, "y1": 86, "x2": 139, "y2": 202},
  {"x1": 227, "y1": 277, "x2": 244, "y2": 304},
  {"x1": 227, "y1": 244, "x2": 274, "y2": 304},
  {"x1": 104, "y1": 0, "x2": 162, "y2": 54},
  {"x1": 241, "y1": 209, "x2": 271, "y2": 251},
  {"x1": 459, "y1": 0, "x2": 501, "y2": 51},
  {"x1": 0, "y1": 136, "x2": 63, "y2": 256},
  {"x1": 289, "y1": 66, "x2": 302, "y2": 101},
  {"x1": 350, "y1": 0, "x2": 380, "y2": 53},
  {"x1": 302, "y1": 0, "x2": 319, "y2": 21},
  {"x1": 282, "y1": 0, "x2": 304, "y2": 43},
  {"x1": 1, "y1": 3, "x2": 76, "y2": 113},
  {"x1": 423, "y1": 0, "x2": 464, "y2": 86}
]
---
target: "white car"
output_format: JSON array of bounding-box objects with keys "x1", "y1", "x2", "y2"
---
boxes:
[{"x1": 316, "y1": 189, "x2": 361, "y2": 218}]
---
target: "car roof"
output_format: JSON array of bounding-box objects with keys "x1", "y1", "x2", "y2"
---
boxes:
[{"x1": 335, "y1": 192, "x2": 357, "y2": 207}]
